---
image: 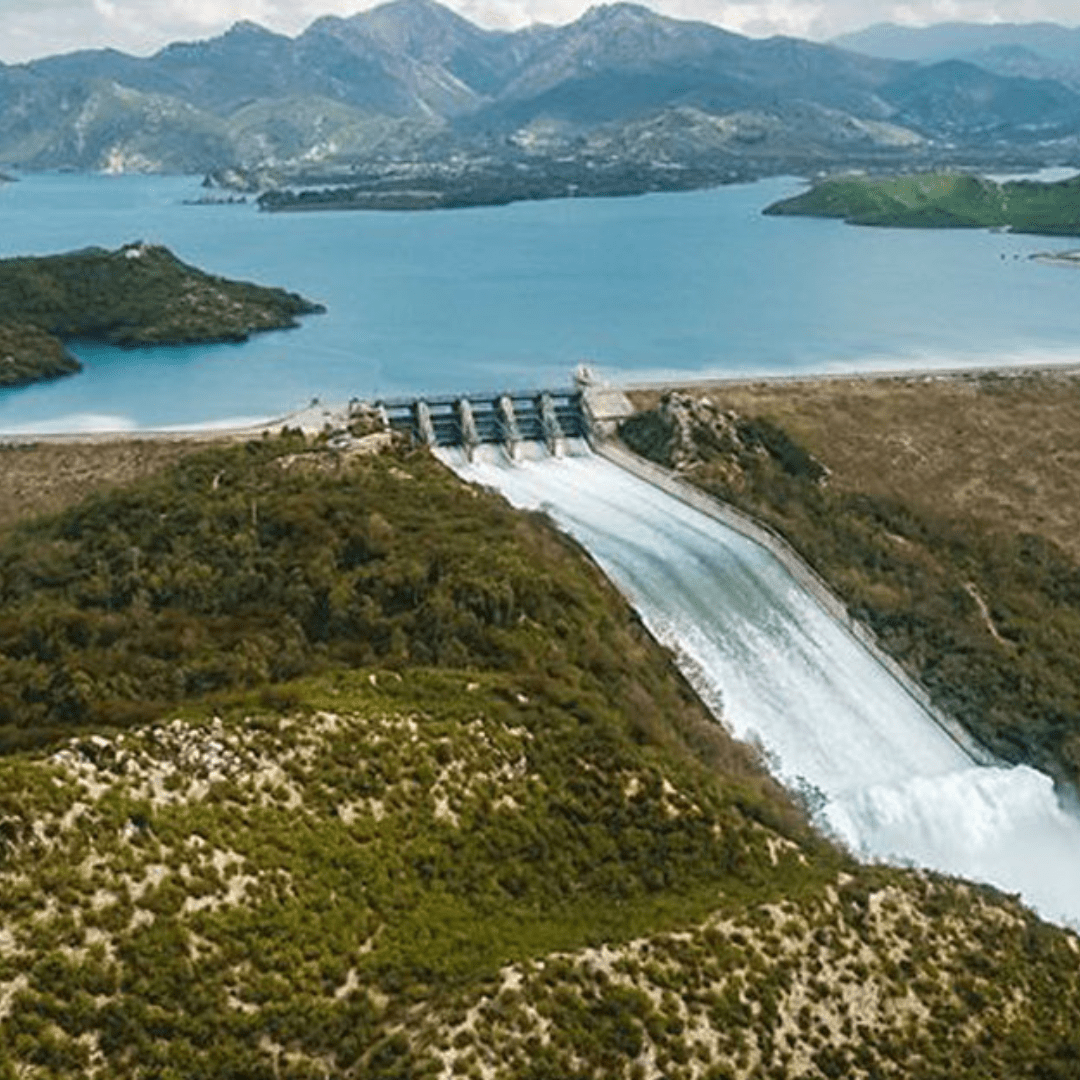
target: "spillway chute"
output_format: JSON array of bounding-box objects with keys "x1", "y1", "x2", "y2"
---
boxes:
[{"x1": 439, "y1": 442, "x2": 1080, "y2": 928}]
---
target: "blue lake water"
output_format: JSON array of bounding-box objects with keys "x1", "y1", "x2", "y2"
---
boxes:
[{"x1": 1, "y1": 172, "x2": 1079, "y2": 432}]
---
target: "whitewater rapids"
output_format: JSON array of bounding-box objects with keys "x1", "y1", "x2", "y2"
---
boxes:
[{"x1": 440, "y1": 442, "x2": 1080, "y2": 926}]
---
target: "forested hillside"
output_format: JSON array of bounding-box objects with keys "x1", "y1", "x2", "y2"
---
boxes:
[
  {"x1": 765, "y1": 171, "x2": 1080, "y2": 235},
  {"x1": 0, "y1": 242, "x2": 322, "y2": 388}
]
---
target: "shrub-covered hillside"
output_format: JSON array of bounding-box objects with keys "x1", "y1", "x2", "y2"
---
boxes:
[
  {"x1": 0, "y1": 322, "x2": 80, "y2": 388},
  {"x1": 1, "y1": 432, "x2": 1079, "y2": 1079},
  {"x1": 0, "y1": 242, "x2": 323, "y2": 387},
  {"x1": 0, "y1": 431, "x2": 764, "y2": 763}
]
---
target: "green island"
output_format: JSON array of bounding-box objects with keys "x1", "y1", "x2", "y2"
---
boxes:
[
  {"x1": 0, "y1": 242, "x2": 324, "y2": 389},
  {"x1": 0, "y1": 428, "x2": 1079, "y2": 1077},
  {"x1": 763, "y1": 171, "x2": 1080, "y2": 236}
]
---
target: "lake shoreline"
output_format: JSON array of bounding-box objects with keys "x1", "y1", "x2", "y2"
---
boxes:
[{"x1": 5, "y1": 355, "x2": 1080, "y2": 444}]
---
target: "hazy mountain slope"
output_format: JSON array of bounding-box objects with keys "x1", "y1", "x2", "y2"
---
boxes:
[
  {"x1": 835, "y1": 21, "x2": 1080, "y2": 96},
  {"x1": 879, "y1": 60, "x2": 1080, "y2": 139},
  {"x1": 2, "y1": 2, "x2": 1078, "y2": 182},
  {"x1": 223, "y1": 95, "x2": 443, "y2": 168},
  {"x1": 315, "y1": 0, "x2": 546, "y2": 106},
  {"x1": 833, "y1": 21, "x2": 1080, "y2": 63},
  {"x1": 957, "y1": 44, "x2": 1080, "y2": 93},
  {"x1": 0, "y1": 78, "x2": 232, "y2": 173},
  {"x1": 471, "y1": 8, "x2": 901, "y2": 129}
]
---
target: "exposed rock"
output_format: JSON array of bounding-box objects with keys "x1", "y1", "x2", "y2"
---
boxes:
[{"x1": 621, "y1": 391, "x2": 829, "y2": 488}]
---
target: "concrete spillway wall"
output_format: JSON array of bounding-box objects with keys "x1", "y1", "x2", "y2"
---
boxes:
[
  {"x1": 595, "y1": 440, "x2": 999, "y2": 768},
  {"x1": 442, "y1": 430, "x2": 1080, "y2": 926}
]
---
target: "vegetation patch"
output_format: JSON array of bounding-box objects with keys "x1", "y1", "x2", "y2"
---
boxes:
[
  {"x1": 1, "y1": 682, "x2": 1077, "y2": 1077},
  {"x1": 0, "y1": 242, "x2": 323, "y2": 388},
  {"x1": 764, "y1": 171, "x2": 1080, "y2": 235},
  {"x1": 0, "y1": 322, "x2": 79, "y2": 388},
  {"x1": 0, "y1": 431, "x2": 1078, "y2": 1074},
  {"x1": 418, "y1": 873, "x2": 1080, "y2": 1079}
]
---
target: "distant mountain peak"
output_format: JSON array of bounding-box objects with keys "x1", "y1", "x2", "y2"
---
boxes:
[
  {"x1": 224, "y1": 19, "x2": 279, "y2": 39},
  {"x1": 578, "y1": 3, "x2": 679, "y2": 27},
  {"x1": 325, "y1": 0, "x2": 503, "y2": 56},
  {"x1": 373, "y1": 0, "x2": 460, "y2": 12}
]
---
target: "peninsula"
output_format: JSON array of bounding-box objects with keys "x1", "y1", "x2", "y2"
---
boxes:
[
  {"x1": 763, "y1": 171, "x2": 1080, "y2": 236},
  {"x1": 0, "y1": 242, "x2": 324, "y2": 389}
]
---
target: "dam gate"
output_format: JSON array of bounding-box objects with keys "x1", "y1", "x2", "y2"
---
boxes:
[{"x1": 379, "y1": 389, "x2": 589, "y2": 459}]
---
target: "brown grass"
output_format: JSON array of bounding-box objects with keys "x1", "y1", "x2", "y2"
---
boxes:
[
  {"x1": 0, "y1": 438, "x2": 223, "y2": 534},
  {"x1": 630, "y1": 368, "x2": 1080, "y2": 559}
]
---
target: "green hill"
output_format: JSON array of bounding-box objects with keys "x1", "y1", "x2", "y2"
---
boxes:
[
  {"x1": 0, "y1": 431, "x2": 1079, "y2": 1078},
  {"x1": 0, "y1": 321, "x2": 80, "y2": 388},
  {"x1": 0, "y1": 242, "x2": 323, "y2": 389},
  {"x1": 764, "y1": 171, "x2": 1080, "y2": 235}
]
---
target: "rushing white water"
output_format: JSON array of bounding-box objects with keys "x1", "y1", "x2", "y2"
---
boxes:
[{"x1": 442, "y1": 442, "x2": 1080, "y2": 926}]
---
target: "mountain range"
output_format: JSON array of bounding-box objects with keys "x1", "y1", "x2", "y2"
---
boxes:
[
  {"x1": 834, "y1": 21, "x2": 1080, "y2": 91},
  {"x1": 1, "y1": 1, "x2": 1079, "y2": 196}
]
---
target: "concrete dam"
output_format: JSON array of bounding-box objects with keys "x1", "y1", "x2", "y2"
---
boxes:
[
  {"x1": 396, "y1": 376, "x2": 1080, "y2": 928},
  {"x1": 379, "y1": 388, "x2": 590, "y2": 459}
]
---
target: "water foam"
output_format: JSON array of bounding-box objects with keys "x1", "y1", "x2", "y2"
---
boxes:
[{"x1": 442, "y1": 443, "x2": 1080, "y2": 926}]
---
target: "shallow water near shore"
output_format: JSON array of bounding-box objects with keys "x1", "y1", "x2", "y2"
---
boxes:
[
  {"x1": 2, "y1": 172, "x2": 1080, "y2": 431},
  {"x1": 442, "y1": 442, "x2": 1080, "y2": 927}
]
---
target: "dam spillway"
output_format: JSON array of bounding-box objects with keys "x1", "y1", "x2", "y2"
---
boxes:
[
  {"x1": 380, "y1": 389, "x2": 588, "y2": 458},
  {"x1": 439, "y1": 441, "x2": 1080, "y2": 927}
]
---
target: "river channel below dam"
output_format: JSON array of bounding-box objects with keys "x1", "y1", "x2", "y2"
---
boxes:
[{"x1": 440, "y1": 442, "x2": 1080, "y2": 927}]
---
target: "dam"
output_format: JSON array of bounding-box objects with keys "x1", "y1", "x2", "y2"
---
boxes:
[
  {"x1": 378, "y1": 389, "x2": 589, "y2": 459},
  {"x1": 406, "y1": 382, "x2": 1080, "y2": 927}
]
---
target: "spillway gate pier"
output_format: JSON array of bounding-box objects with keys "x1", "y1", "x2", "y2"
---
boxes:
[{"x1": 380, "y1": 389, "x2": 591, "y2": 459}]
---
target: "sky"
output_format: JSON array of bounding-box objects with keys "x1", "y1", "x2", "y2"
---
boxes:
[{"x1": 1, "y1": 0, "x2": 1078, "y2": 64}]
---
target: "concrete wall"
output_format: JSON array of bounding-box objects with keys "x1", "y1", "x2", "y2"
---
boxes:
[{"x1": 596, "y1": 440, "x2": 1000, "y2": 768}]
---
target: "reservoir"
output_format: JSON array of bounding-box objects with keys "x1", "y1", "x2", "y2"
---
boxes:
[{"x1": 2, "y1": 172, "x2": 1080, "y2": 431}]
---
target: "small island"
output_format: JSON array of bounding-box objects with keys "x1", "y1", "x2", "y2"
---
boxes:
[
  {"x1": 0, "y1": 242, "x2": 324, "y2": 389},
  {"x1": 764, "y1": 171, "x2": 1080, "y2": 237},
  {"x1": 1032, "y1": 248, "x2": 1080, "y2": 267}
]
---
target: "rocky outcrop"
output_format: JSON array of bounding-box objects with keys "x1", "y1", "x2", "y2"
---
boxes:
[{"x1": 620, "y1": 391, "x2": 829, "y2": 486}]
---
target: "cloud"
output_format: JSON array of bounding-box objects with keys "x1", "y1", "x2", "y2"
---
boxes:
[{"x1": 0, "y1": 0, "x2": 1077, "y2": 63}]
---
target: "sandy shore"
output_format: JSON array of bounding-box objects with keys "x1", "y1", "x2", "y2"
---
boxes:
[
  {"x1": 622, "y1": 355, "x2": 1080, "y2": 393},
  {"x1": 7, "y1": 354, "x2": 1080, "y2": 450},
  {"x1": 0, "y1": 400, "x2": 355, "y2": 446}
]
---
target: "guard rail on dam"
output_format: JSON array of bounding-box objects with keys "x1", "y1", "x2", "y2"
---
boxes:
[{"x1": 378, "y1": 389, "x2": 589, "y2": 458}]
